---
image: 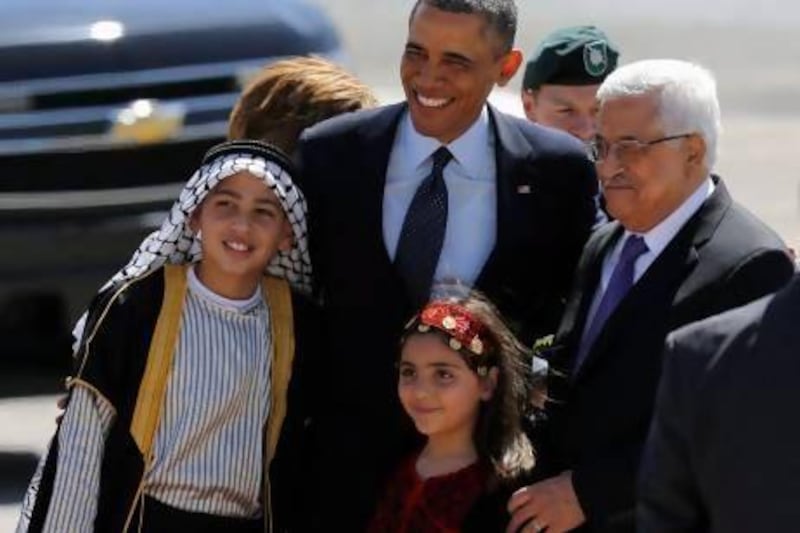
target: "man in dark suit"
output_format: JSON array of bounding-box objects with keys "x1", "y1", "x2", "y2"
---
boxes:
[
  {"x1": 638, "y1": 275, "x2": 800, "y2": 532},
  {"x1": 295, "y1": 0, "x2": 598, "y2": 529},
  {"x1": 507, "y1": 59, "x2": 794, "y2": 533}
]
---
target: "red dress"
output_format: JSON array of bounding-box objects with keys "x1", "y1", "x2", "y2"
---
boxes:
[{"x1": 367, "y1": 454, "x2": 489, "y2": 533}]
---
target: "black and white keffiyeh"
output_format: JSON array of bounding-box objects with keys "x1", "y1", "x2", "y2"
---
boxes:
[
  {"x1": 109, "y1": 140, "x2": 312, "y2": 292},
  {"x1": 72, "y1": 140, "x2": 312, "y2": 351}
]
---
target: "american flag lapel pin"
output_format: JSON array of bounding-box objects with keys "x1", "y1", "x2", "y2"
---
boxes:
[{"x1": 517, "y1": 184, "x2": 532, "y2": 194}]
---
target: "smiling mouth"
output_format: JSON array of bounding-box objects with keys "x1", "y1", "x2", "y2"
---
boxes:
[
  {"x1": 414, "y1": 90, "x2": 453, "y2": 109},
  {"x1": 224, "y1": 240, "x2": 253, "y2": 253}
]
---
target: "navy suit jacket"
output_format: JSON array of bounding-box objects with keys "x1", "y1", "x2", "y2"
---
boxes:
[
  {"x1": 537, "y1": 179, "x2": 794, "y2": 532},
  {"x1": 639, "y1": 274, "x2": 800, "y2": 532},
  {"x1": 294, "y1": 102, "x2": 598, "y2": 530}
]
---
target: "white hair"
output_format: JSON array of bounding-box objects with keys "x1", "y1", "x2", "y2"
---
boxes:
[{"x1": 596, "y1": 59, "x2": 721, "y2": 169}]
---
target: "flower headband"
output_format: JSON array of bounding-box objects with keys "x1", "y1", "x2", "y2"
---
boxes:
[{"x1": 405, "y1": 300, "x2": 497, "y2": 375}]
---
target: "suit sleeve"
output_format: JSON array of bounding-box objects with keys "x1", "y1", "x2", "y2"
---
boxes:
[
  {"x1": 637, "y1": 335, "x2": 706, "y2": 532},
  {"x1": 270, "y1": 293, "x2": 324, "y2": 531},
  {"x1": 569, "y1": 437, "x2": 642, "y2": 528}
]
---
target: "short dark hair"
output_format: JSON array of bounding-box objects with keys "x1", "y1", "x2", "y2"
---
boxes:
[{"x1": 411, "y1": 0, "x2": 518, "y2": 52}]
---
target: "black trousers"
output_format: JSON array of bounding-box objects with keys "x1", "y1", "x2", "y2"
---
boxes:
[{"x1": 133, "y1": 495, "x2": 264, "y2": 533}]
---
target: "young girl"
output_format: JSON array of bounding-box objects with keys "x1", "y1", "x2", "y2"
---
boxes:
[{"x1": 368, "y1": 290, "x2": 538, "y2": 532}]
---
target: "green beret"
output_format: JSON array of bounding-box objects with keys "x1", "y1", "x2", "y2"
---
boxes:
[{"x1": 523, "y1": 25, "x2": 619, "y2": 90}]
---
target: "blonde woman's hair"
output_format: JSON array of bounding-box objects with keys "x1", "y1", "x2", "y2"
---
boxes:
[{"x1": 228, "y1": 56, "x2": 378, "y2": 152}]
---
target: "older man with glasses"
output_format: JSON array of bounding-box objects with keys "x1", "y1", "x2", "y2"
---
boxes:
[{"x1": 507, "y1": 59, "x2": 793, "y2": 533}]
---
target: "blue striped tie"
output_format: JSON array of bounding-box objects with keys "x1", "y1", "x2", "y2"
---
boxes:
[{"x1": 395, "y1": 147, "x2": 453, "y2": 308}]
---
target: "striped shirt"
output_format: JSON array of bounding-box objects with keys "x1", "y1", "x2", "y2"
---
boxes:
[{"x1": 36, "y1": 267, "x2": 272, "y2": 531}]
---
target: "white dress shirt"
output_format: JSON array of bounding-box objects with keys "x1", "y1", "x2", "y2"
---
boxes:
[
  {"x1": 583, "y1": 177, "x2": 716, "y2": 331},
  {"x1": 383, "y1": 107, "x2": 496, "y2": 287}
]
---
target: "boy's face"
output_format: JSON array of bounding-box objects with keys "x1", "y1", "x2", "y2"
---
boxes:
[
  {"x1": 191, "y1": 171, "x2": 292, "y2": 298},
  {"x1": 398, "y1": 333, "x2": 496, "y2": 441}
]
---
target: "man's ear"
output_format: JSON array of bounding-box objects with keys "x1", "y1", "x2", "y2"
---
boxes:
[
  {"x1": 521, "y1": 90, "x2": 538, "y2": 121},
  {"x1": 479, "y1": 367, "x2": 499, "y2": 401},
  {"x1": 277, "y1": 219, "x2": 293, "y2": 253},
  {"x1": 496, "y1": 49, "x2": 523, "y2": 87},
  {"x1": 685, "y1": 133, "x2": 707, "y2": 171}
]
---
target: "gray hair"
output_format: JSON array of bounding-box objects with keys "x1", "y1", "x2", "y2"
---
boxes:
[
  {"x1": 410, "y1": 0, "x2": 518, "y2": 52},
  {"x1": 596, "y1": 59, "x2": 721, "y2": 169}
]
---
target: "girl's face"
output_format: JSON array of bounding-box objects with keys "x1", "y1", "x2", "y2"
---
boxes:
[
  {"x1": 398, "y1": 333, "x2": 496, "y2": 440},
  {"x1": 190, "y1": 171, "x2": 292, "y2": 299}
]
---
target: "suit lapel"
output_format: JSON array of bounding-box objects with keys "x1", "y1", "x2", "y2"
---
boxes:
[
  {"x1": 355, "y1": 103, "x2": 407, "y2": 273},
  {"x1": 551, "y1": 222, "x2": 622, "y2": 373},
  {"x1": 672, "y1": 176, "x2": 731, "y2": 306},
  {"x1": 475, "y1": 106, "x2": 533, "y2": 287}
]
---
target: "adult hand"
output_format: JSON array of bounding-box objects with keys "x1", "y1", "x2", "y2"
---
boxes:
[{"x1": 506, "y1": 471, "x2": 586, "y2": 533}]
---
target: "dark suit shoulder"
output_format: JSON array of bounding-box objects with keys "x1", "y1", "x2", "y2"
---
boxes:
[
  {"x1": 663, "y1": 277, "x2": 800, "y2": 437},
  {"x1": 710, "y1": 199, "x2": 788, "y2": 256},
  {"x1": 665, "y1": 291, "x2": 773, "y2": 383},
  {"x1": 300, "y1": 103, "x2": 402, "y2": 144},
  {"x1": 698, "y1": 198, "x2": 793, "y2": 306},
  {"x1": 488, "y1": 112, "x2": 597, "y2": 213},
  {"x1": 504, "y1": 111, "x2": 588, "y2": 158},
  {"x1": 643, "y1": 277, "x2": 800, "y2": 532}
]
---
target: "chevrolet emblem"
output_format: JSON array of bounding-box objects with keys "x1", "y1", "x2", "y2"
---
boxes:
[{"x1": 111, "y1": 99, "x2": 185, "y2": 144}]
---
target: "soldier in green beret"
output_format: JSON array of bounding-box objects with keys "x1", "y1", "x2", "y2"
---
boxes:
[{"x1": 521, "y1": 25, "x2": 619, "y2": 142}]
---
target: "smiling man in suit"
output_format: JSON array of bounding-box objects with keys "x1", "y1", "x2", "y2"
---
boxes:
[
  {"x1": 294, "y1": 0, "x2": 598, "y2": 529},
  {"x1": 507, "y1": 59, "x2": 794, "y2": 533}
]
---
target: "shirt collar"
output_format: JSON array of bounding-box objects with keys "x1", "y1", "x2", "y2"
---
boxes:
[
  {"x1": 188, "y1": 264, "x2": 263, "y2": 314},
  {"x1": 447, "y1": 107, "x2": 491, "y2": 178},
  {"x1": 625, "y1": 176, "x2": 715, "y2": 257},
  {"x1": 398, "y1": 106, "x2": 491, "y2": 177}
]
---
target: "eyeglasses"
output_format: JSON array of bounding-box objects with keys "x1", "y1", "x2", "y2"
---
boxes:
[{"x1": 587, "y1": 133, "x2": 693, "y2": 163}]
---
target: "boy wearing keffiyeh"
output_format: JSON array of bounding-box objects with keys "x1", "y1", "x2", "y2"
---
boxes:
[{"x1": 21, "y1": 140, "x2": 318, "y2": 533}]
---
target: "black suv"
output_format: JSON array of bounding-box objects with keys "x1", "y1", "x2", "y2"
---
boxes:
[{"x1": 0, "y1": 0, "x2": 344, "y2": 371}]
